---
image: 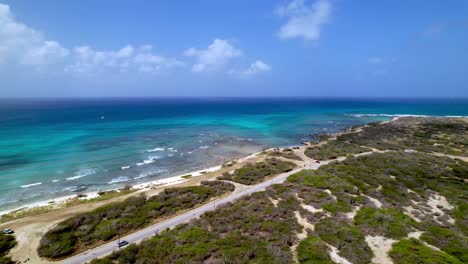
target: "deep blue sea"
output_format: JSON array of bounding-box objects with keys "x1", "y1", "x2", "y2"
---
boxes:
[{"x1": 1, "y1": 97, "x2": 467, "y2": 212}]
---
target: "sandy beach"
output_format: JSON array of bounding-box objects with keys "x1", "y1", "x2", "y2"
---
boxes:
[
  {"x1": 0, "y1": 155, "x2": 256, "y2": 218},
  {"x1": 0, "y1": 146, "x2": 274, "y2": 264}
]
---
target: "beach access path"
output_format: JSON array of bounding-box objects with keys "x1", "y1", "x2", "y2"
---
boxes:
[{"x1": 63, "y1": 152, "x2": 354, "y2": 264}]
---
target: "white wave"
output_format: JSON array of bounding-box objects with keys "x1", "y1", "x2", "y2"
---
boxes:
[
  {"x1": 347, "y1": 113, "x2": 430, "y2": 118},
  {"x1": 108, "y1": 176, "x2": 130, "y2": 184},
  {"x1": 347, "y1": 113, "x2": 468, "y2": 118},
  {"x1": 21, "y1": 182, "x2": 42, "y2": 188},
  {"x1": 147, "y1": 147, "x2": 165, "y2": 152},
  {"x1": 63, "y1": 186, "x2": 78, "y2": 192},
  {"x1": 66, "y1": 168, "x2": 97, "y2": 181},
  {"x1": 134, "y1": 169, "x2": 167, "y2": 180},
  {"x1": 121, "y1": 166, "x2": 131, "y2": 170},
  {"x1": 52, "y1": 179, "x2": 60, "y2": 183},
  {"x1": 136, "y1": 156, "x2": 160, "y2": 166},
  {"x1": 199, "y1": 146, "x2": 209, "y2": 149}
]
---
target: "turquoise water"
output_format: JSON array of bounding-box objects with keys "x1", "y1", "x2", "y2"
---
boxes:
[{"x1": 0, "y1": 98, "x2": 467, "y2": 211}]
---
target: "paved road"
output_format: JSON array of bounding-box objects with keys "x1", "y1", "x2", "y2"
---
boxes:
[{"x1": 64, "y1": 157, "x2": 352, "y2": 264}]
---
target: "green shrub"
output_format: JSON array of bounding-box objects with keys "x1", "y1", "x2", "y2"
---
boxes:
[
  {"x1": 305, "y1": 141, "x2": 370, "y2": 160},
  {"x1": 0, "y1": 233, "x2": 16, "y2": 264},
  {"x1": 0, "y1": 256, "x2": 15, "y2": 264},
  {"x1": 315, "y1": 218, "x2": 373, "y2": 264},
  {"x1": 297, "y1": 235, "x2": 334, "y2": 264},
  {"x1": 38, "y1": 181, "x2": 234, "y2": 259},
  {"x1": 93, "y1": 192, "x2": 300, "y2": 263},
  {"x1": 219, "y1": 158, "x2": 296, "y2": 185},
  {"x1": 389, "y1": 238, "x2": 463, "y2": 264},
  {"x1": 421, "y1": 226, "x2": 468, "y2": 262},
  {"x1": 269, "y1": 149, "x2": 303, "y2": 161},
  {"x1": 354, "y1": 207, "x2": 416, "y2": 239},
  {"x1": 322, "y1": 200, "x2": 352, "y2": 214}
]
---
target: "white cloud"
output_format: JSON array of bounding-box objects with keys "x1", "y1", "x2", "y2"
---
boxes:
[
  {"x1": 232, "y1": 60, "x2": 272, "y2": 78},
  {"x1": 116, "y1": 45, "x2": 134, "y2": 58},
  {"x1": 66, "y1": 45, "x2": 183, "y2": 74},
  {"x1": 367, "y1": 57, "x2": 384, "y2": 64},
  {"x1": 134, "y1": 49, "x2": 184, "y2": 73},
  {"x1": 184, "y1": 39, "x2": 242, "y2": 72},
  {"x1": 0, "y1": 4, "x2": 69, "y2": 65},
  {"x1": 277, "y1": 0, "x2": 331, "y2": 41}
]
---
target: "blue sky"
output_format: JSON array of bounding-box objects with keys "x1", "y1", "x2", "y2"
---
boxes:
[{"x1": 1, "y1": 0, "x2": 467, "y2": 97}]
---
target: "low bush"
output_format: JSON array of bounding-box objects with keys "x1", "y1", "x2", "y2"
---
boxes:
[
  {"x1": 38, "y1": 181, "x2": 234, "y2": 259},
  {"x1": 0, "y1": 233, "x2": 16, "y2": 264},
  {"x1": 315, "y1": 218, "x2": 373, "y2": 264},
  {"x1": 297, "y1": 235, "x2": 334, "y2": 264},
  {"x1": 305, "y1": 140, "x2": 370, "y2": 161},
  {"x1": 421, "y1": 226, "x2": 468, "y2": 262},
  {"x1": 269, "y1": 149, "x2": 303, "y2": 161},
  {"x1": 219, "y1": 158, "x2": 295, "y2": 185},
  {"x1": 389, "y1": 238, "x2": 462, "y2": 264},
  {"x1": 93, "y1": 191, "x2": 301, "y2": 263},
  {"x1": 354, "y1": 207, "x2": 416, "y2": 239}
]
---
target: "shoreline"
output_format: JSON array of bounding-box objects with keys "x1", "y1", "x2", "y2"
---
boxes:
[
  {"x1": 1, "y1": 113, "x2": 466, "y2": 218},
  {"x1": 0, "y1": 154, "x2": 260, "y2": 218}
]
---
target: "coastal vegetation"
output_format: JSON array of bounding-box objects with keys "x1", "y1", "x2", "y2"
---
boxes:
[
  {"x1": 304, "y1": 140, "x2": 370, "y2": 160},
  {"x1": 41, "y1": 117, "x2": 468, "y2": 263},
  {"x1": 338, "y1": 117, "x2": 468, "y2": 156},
  {"x1": 315, "y1": 218, "x2": 373, "y2": 264},
  {"x1": 354, "y1": 207, "x2": 417, "y2": 239},
  {"x1": 38, "y1": 181, "x2": 234, "y2": 259},
  {"x1": 420, "y1": 226, "x2": 468, "y2": 262},
  {"x1": 219, "y1": 158, "x2": 296, "y2": 185},
  {"x1": 91, "y1": 191, "x2": 301, "y2": 264},
  {"x1": 0, "y1": 188, "x2": 135, "y2": 224},
  {"x1": 296, "y1": 235, "x2": 334, "y2": 264},
  {"x1": 389, "y1": 238, "x2": 463, "y2": 264},
  {"x1": 0, "y1": 233, "x2": 16, "y2": 264},
  {"x1": 268, "y1": 148, "x2": 303, "y2": 161}
]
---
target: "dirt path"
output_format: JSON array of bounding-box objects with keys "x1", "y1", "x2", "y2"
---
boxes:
[{"x1": 430, "y1": 152, "x2": 468, "y2": 162}]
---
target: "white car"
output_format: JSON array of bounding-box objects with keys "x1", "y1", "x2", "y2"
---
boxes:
[{"x1": 2, "y1": 228, "x2": 14, "y2": 234}]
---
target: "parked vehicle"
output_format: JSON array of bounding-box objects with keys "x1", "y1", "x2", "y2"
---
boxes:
[
  {"x1": 2, "y1": 228, "x2": 14, "y2": 234},
  {"x1": 117, "y1": 240, "x2": 129, "y2": 247}
]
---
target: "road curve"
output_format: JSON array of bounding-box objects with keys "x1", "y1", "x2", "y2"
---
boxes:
[{"x1": 64, "y1": 157, "x2": 346, "y2": 264}]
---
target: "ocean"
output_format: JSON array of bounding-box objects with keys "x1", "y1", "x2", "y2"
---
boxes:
[{"x1": 1, "y1": 97, "x2": 467, "y2": 212}]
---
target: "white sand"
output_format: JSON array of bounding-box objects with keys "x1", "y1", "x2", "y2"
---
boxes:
[
  {"x1": 302, "y1": 204, "x2": 324, "y2": 214},
  {"x1": 294, "y1": 211, "x2": 312, "y2": 238},
  {"x1": 131, "y1": 165, "x2": 222, "y2": 190},
  {"x1": 403, "y1": 193, "x2": 455, "y2": 225},
  {"x1": 365, "y1": 195, "x2": 383, "y2": 208},
  {"x1": 0, "y1": 164, "x2": 225, "y2": 217},
  {"x1": 269, "y1": 197, "x2": 279, "y2": 207},
  {"x1": 328, "y1": 245, "x2": 352, "y2": 264},
  {"x1": 324, "y1": 189, "x2": 337, "y2": 201},
  {"x1": 365, "y1": 236, "x2": 396, "y2": 264},
  {"x1": 0, "y1": 195, "x2": 77, "y2": 216},
  {"x1": 345, "y1": 205, "x2": 361, "y2": 220}
]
